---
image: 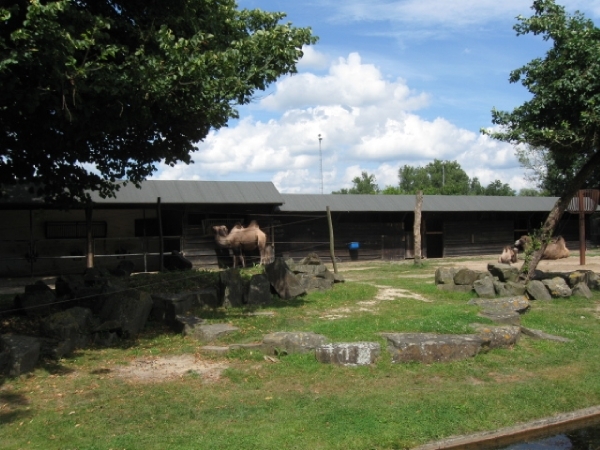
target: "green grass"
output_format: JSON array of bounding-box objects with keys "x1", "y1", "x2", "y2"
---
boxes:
[{"x1": 2, "y1": 260, "x2": 600, "y2": 449}]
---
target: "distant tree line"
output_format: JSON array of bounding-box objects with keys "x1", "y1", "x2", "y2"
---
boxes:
[{"x1": 333, "y1": 160, "x2": 543, "y2": 196}]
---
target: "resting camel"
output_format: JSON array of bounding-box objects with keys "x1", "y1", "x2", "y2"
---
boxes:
[
  {"x1": 498, "y1": 246, "x2": 517, "y2": 264},
  {"x1": 212, "y1": 220, "x2": 268, "y2": 268},
  {"x1": 513, "y1": 235, "x2": 570, "y2": 260}
]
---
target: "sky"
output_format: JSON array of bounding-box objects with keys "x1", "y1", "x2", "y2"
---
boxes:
[{"x1": 152, "y1": 0, "x2": 600, "y2": 194}]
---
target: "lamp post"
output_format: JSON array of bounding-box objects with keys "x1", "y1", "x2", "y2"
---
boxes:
[{"x1": 318, "y1": 134, "x2": 323, "y2": 194}]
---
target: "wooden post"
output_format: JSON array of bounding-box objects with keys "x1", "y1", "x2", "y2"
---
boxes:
[
  {"x1": 85, "y1": 203, "x2": 94, "y2": 269},
  {"x1": 327, "y1": 206, "x2": 338, "y2": 274},
  {"x1": 157, "y1": 197, "x2": 164, "y2": 272},
  {"x1": 579, "y1": 190, "x2": 586, "y2": 265},
  {"x1": 29, "y1": 209, "x2": 34, "y2": 276},
  {"x1": 414, "y1": 191, "x2": 423, "y2": 265}
]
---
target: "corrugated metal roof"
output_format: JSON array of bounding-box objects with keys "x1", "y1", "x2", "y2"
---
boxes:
[
  {"x1": 277, "y1": 194, "x2": 561, "y2": 212},
  {"x1": 88, "y1": 180, "x2": 284, "y2": 205}
]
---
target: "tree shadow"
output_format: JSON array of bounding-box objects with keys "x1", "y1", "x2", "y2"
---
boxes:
[{"x1": 0, "y1": 390, "x2": 33, "y2": 426}]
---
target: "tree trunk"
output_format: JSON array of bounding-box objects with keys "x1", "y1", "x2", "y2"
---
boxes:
[
  {"x1": 85, "y1": 203, "x2": 94, "y2": 269},
  {"x1": 414, "y1": 191, "x2": 423, "y2": 265},
  {"x1": 524, "y1": 149, "x2": 600, "y2": 280}
]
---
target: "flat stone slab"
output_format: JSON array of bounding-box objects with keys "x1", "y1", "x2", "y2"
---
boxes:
[
  {"x1": 468, "y1": 296, "x2": 530, "y2": 314},
  {"x1": 172, "y1": 315, "x2": 206, "y2": 335},
  {"x1": 199, "y1": 345, "x2": 231, "y2": 355},
  {"x1": 520, "y1": 327, "x2": 572, "y2": 343},
  {"x1": 315, "y1": 342, "x2": 380, "y2": 366},
  {"x1": 381, "y1": 333, "x2": 485, "y2": 364},
  {"x1": 188, "y1": 323, "x2": 239, "y2": 343},
  {"x1": 478, "y1": 309, "x2": 521, "y2": 326},
  {"x1": 469, "y1": 323, "x2": 521, "y2": 350},
  {"x1": 262, "y1": 331, "x2": 329, "y2": 355}
]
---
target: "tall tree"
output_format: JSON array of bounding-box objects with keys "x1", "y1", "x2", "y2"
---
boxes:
[
  {"x1": 398, "y1": 159, "x2": 471, "y2": 195},
  {"x1": 484, "y1": 0, "x2": 600, "y2": 279},
  {"x1": 333, "y1": 171, "x2": 380, "y2": 194},
  {"x1": 484, "y1": 180, "x2": 516, "y2": 196},
  {"x1": 0, "y1": 0, "x2": 316, "y2": 203}
]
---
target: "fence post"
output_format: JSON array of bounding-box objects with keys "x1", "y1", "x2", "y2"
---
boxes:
[
  {"x1": 157, "y1": 197, "x2": 164, "y2": 272},
  {"x1": 327, "y1": 206, "x2": 338, "y2": 274},
  {"x1": 414, "y1": 191, "x2": 423, "y2": 265}
]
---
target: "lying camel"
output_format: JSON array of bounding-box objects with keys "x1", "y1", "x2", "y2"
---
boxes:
[
  {"x1": 498, "y1": 246, "x2": 517, "y2": 264},
  {"x1": 513, "y1": 235, "x2": 570, "y2": 260},
  {"x1": 213, "y1": 220, "x2": 268, "y2": 268}
]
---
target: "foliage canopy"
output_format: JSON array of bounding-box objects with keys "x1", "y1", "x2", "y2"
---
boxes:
[
  {"x1": 484, "y1": 0, "x2": 600, "y2": 278},
  {"x1": 332, "y1": 171, "x2": 380, "y2": 194},
  {"x1": 0, "y1": 0, "x2": 316, "y2": 203}
]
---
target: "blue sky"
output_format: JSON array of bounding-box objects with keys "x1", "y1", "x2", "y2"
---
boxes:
[{"x1": 153, "y1": 0, "x2": 600, "y2": 193}]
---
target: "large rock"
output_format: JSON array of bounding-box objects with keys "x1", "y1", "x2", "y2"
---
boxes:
[
  {"x1": 151, "y1": 288, "x2": 219, "y2": 321},
  {"x1": 381, "y1": 332, "x2": 485, "y2": 364},
  {"x1": 587, "y1": 272, "x2": 600, "y2": 290},
  {"x1": 264, "y1": 258, "x2": 306, "y2": 300},
  {"x1": 468, "y1": 296, "x2": 530, "y2": 314},
  {"x1": 435, "y1": 267, "x2": 459, "y2": 285},
  {"x1": 262, "y1": 331, "x2": 329, "y2": 355},
  {"x1": 170, "y1": 315, "x2": 205, "y2": 335},
  {"x1": 219, "y1": 269, "x2": 244, "y2": 308},
  {"x1": 542, "y1": 277, "x2": 572, "y2": 298},
  {"x1": 244, "y1": 274, "x2": 272, "y2": 306},
  {"x1": 43, "y1": 307, "x2": 96, "y2": 351},
  {"x1": 437, "y1": 284, "x2": 473, "y2": 293},
  {"x1": 526, "y1": 280, "x2": 552, "y2": 300},
  {"x1": 14, "y1": 283, "x2": 57, "y2": 316},
  {"x1": 55, "y1": 274, "x2": 86, "y2": 297},
  {"x1": 487, "y1": 263, "x2": 520, "y2": 282},
  {"x1": 473, "y1": 277, "x2": 495, "y2": 298},
  {"x1": 98, "y1": 289, "x2": 153, "y2": 337},
  {"x1": 164, "y1": 250, "x2": 193, "y2": 271},
  {"x1": 572, "y1": 282, "x2": 593, "y2": 299},
  {"x1": 454, "y1": 268, "x2": 480, "y2": 286},
  {"x1": 111, "y1": 259, "x2": 135, "y2": 277},
  {"x1": 504, "y1": 281, "x2": 527, "y2": 296},
  {"x1": 567, "y1": 271, "x2": 595, "y2": 288},
  {"x1": 0, "y1": 335, "x2": 41, "y2": 377},
  {"x1": 493, "y1": 280, "x2": 527, "y2": 297},
  {"x1": 469, "y1": 323, "x2": 521, "y2": 350},
  {"x1": 315, "y1": 342, "x2": 380, "y2": 366}
]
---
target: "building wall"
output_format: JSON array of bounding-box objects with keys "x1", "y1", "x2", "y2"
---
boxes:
[{"x1": 0, "y1": 205, "x2": 591, "y2": 276}]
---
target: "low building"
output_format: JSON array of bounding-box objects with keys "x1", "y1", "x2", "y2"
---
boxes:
[{"x1": 0, "y1": 181, "x2": 591, "y2": 277}]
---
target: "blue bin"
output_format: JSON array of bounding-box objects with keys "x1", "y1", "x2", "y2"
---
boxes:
[{"x1": 348, "y1": 242, "x2": 359, "y2": 260}]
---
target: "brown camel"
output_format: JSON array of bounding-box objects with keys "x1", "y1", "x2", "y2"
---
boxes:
[
  {"x1": 498, "y1": 245, "x2": 517, "y2": 264},
  {"x1": 212, "y1": 220, "x2": 269, "y2": 268},
  {"x1": 513, "y1": 235, "x2": 569, "y2": 260}
]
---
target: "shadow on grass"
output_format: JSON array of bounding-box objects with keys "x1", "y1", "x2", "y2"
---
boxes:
[{"x1": 0, "y1": 390, "x2": 33, "y2": 426}]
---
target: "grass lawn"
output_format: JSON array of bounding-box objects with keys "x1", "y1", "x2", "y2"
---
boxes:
[{"x1": 1, "y1": 259, "x2": 600, "y2": 449}]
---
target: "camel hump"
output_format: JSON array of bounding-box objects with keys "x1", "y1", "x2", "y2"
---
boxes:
[{"x1": 247, "y1": 220, "x2": 260, "y2": 228}]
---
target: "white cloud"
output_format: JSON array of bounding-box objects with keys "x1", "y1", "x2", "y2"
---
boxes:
[
  {"x1": 298, "y1": 46, "x2": 330, "y2": 70},
  {"x1": 153, "y1": 51, "x2": 523, "y2": 193},
  {"x1": 261, "y1": 52, "x2": 429, "y2": 111}
]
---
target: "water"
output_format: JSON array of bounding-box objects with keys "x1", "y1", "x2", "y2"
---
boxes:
[{"x1": 499, "y1": 424, "x2": 600, "y2": 450}]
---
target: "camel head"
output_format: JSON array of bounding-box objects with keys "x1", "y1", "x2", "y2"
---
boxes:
[{"x1": 212, "y1": 225, "x2": 229, "y2": 238}]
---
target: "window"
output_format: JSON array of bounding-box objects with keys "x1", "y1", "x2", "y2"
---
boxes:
[{"x1": 45, "y1": 222, "x2": 107, "y2": 239}]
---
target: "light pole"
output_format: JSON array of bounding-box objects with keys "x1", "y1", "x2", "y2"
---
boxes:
[{"x1": 318, "y1": 134, "x2": 323, "y2": 194}]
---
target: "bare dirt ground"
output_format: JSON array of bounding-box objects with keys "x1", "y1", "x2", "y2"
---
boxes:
[{"x1": 111, "y1": 354, "x2": 228, "y2": 383}]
